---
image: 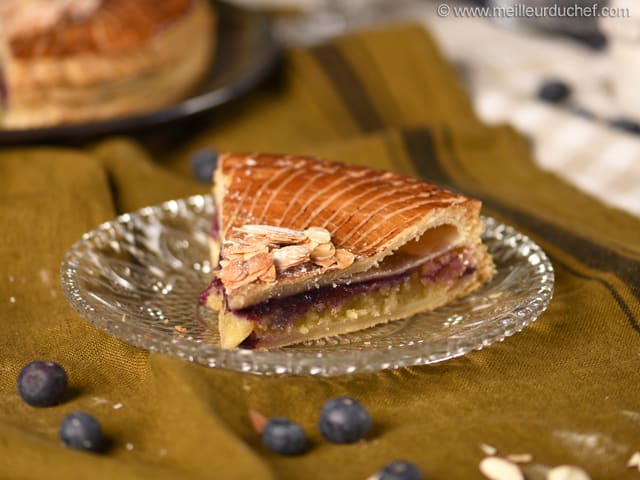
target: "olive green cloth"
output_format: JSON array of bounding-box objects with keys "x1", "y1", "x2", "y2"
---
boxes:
[{"x1": 2, "y1": 24, "x2": 640, "y2": 480}]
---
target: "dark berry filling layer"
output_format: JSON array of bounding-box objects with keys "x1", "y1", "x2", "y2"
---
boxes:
[
  {"x1": 199, "y1": 277, "x2": 222, "y2": 306},
  {"x1": 0, "y1": 71, "x2": 7, "y2": 109},
  {"x1": 233, "y1": 247, "x2": 476, "y2": 327},
  {"x1": 236, "y1": 269, "x2": 415, "y2": 329},
  {"x1": 209, "y1": 211, "x2": 219, "y2": 239}
]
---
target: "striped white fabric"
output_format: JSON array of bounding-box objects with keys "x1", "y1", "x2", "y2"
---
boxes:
[{"x1": 423, "y1": 14, "x2": 640, "y2": 217}]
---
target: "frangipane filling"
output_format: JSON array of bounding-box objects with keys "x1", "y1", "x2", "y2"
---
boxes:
[{"x1": 237, "y1": 246, "x2": 477, "y2": 348}]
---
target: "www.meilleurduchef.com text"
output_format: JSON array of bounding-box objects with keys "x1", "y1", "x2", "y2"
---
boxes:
[{"x1": 436, "y1": 2, "x2": 630, "y2": 19}]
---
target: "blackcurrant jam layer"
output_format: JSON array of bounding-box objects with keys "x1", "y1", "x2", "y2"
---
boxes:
[
  {"x1": 236, "y1": 269, "x2": 414, "y2": 326},
  {"x1": 199, "y1": 277, "x2": 222, "y2": 306},
  {"x1": 209, "y1": 210, "x2": 219, "y2": 239},
  {"x1": 0, "y1": 72, "x2": 7, "y2": 110},
  {"x1": 231, "y1": 247, "x2": 476, "y2": 326}
]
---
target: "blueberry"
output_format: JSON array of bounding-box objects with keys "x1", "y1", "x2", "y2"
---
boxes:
[
  {"x1": 537, "y1": 79, "x2": 571, "y2": 103},
  {"x1": 319, "y1": 396, "x2": 371, "y2": 444},
  {"x1": 190, "y1": 148, "x2": 218, "y2": 183},
  {"x1": 377, "y1": 460, "x2": 424, "y2": 480},
  {"x1": 261, "y1": 417, "x2": 307, "y2": 455},
  {"x1": 17, "y1": 361, "x2": 67, "y2": 407},
  {"x1": 608, "y1": 117, "x2": 640, "y2": 135},
  {"x1": 59, "y1": 412, "x2": 104, "y2": 453}
]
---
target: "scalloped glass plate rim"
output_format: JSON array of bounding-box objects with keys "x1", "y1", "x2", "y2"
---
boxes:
[{"x1": 60, "y1": 194, "x2": 554, "y2": 376}]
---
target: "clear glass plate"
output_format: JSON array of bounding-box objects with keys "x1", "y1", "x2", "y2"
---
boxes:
[{"x1": 60, "y1": 195, "x2": 554, "y2": 376}]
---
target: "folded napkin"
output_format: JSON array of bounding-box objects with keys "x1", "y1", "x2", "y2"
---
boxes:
[{"x1": 1, "y1": 24, "x2": 639, "y2": 480}]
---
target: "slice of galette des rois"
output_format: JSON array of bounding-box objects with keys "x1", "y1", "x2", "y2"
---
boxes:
[{"x1": 202, "y1": 153, "x2": 495, "y2": 349}]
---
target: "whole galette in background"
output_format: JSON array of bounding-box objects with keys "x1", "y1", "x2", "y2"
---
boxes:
[{"x1": 0, "y1": 0, "x2": 215, "y2": 129}]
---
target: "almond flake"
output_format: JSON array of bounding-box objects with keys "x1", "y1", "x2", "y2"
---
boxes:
[
  {"x1": 234, "y1": 225, "x2": 306, "y2": 244},
  {"x1": 335, "y1": 249, "x2": 355, "y2": 268},
  {"x1": 313, "y1": 257, "x2": 338, "y2": 268},
  {"x1": 245, "y1": 252, "x2": 274, "y2": 278},
  {"x1": 224, "y1": 242, "x2": 269, "y2": 256},
  {"x1": 174, "y1": 325, "x2": 187, "y2": 334},
  {"x1": 547, "y1": 465, "x2": 590, "y2": 480},
  {"x1": 480, "y1": 443, "x2": 498, "y2": 456},
  {"x1": 311, "y1": 242, "x2": 335, "y2": 261},
  {"x1": 302, "y1": 239, "x2": 319, "y2": 251},
  {"x1": 628, "y1": 451, "x2": 640, "y2": 469},
  {"x1": 304, "y1": 226, "x2": 331, "y2": 244},
  {"x1": 273, "y1": 245, "x2": 309, "y2": 271},
  {"x1": 479, "y1": 457, "x2": 524, "y2": 480},
  {"x1": 505, "y1": 454, "x2": 532, "y2": 464},
  {"x1": 218, "y1": 259, "x2": 248, "y2": 283},
  {"x1": 243, "y1": 248, "x2": 270, "y2": 261},
  {"x1": 259, "y1": 265, "x2": 276, "y2": 282},
  {"x1": 248, "y1": 409, "x2": 268, "y2": 434}
]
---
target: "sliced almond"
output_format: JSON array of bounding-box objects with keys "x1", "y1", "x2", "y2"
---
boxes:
[
  {"x1": 259, "y1": 265, "x2": 276, "y2": 282},
  {"x1": 234, "y1": 225, "x2": 307, "y2": 244},
  {"x1": 218, "y1": 259, "x2": 247, "y2": 283},
  {"x1": 243, "y1": 248, "x2": 270, "y2": 261},
  {"x1": 627, "y1": 451, "x2": 640, "y2": 469},
  {"x1": 479, "y1": 457, "x2": 524, "y2": 480},
  {"x1": 480, "y1": 443, "x2": 498, "y2": 456},
  {"x1": 245, "y1": 252, "x2": 274, "y2": 278},
  {"x1": 505, "y1": 454, "x2": 532, "y2": 464},
  {"x1": 301, "y1": 238, "x2": 319, "y2": 251},
  {"x1": 313, "y1": 257, "x2": 337, "y2": 268},
  {"x1": 311, "y1": 242, "x2": 335, "y2": 261},
  {"x1": 248, "y1": 409, "x2": 268, "y2": 435},
  {"x1": 335, "y1": 248, "x2": 355, "y2": 268},
  {"x1": 547, "y1": 465, "x2": 590, "y2": 480},
  {"x1": 273, "y1": 245, "x2": 309, "y2": 271},
  {"x1": 304, "y1": 226, "x2": 331, "y2": 244},
  {"x1": 224, "y1": 241, "x2": 269, "y2": 256}
]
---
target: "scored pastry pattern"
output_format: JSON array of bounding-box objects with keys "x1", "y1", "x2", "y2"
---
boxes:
[{"x1": 219, "y1": 154, "x2": 471, "y2": 257}]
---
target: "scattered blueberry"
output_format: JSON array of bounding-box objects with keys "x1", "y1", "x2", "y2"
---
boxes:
[
  {"x1": 537, "y1": 79, "x2": 571, "y2": 103},
  {"x1": 319, "y1": 396, "x2": 372, "y2": 444},
  {"x1": 190, "y1": 148, "x2": 218, "y2": 183},
  {"x1": 59, "y1": 412, "x2": 104, "y2": 453},
  {"x1": 608, "y1": 117, "x2": 640, "y2": 135},
  {"x1": 377, "y1": 460, "x2": 424, "y2": 480},
  {"x1": 262, "y1": 417, "x2": 307, "y2": 455},
  {"x1": 17, "y1": 361, "x2": 67, "y2": 407}
]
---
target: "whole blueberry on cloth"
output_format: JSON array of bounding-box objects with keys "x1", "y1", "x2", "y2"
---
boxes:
[
  {"x1": 17, "y1": 361, "x2": 67, "y2": 407},
  {"x1": 319, "y1": 396, "x2": 372, "y2": 444},
  {"x1": 537, "y1": 79, "x2": 571, "y2": 103},
  {"x1": 376, "y1": 460, "x2": 424, "y2": 480},
  {"x1": 190, "y1": 148, "x2": 218, "y2": 183},
  {"x1": 262, "y1": 417, "x2": 308, "y2": 455},
  {"x1": 59, "y1": 412, "x2": 104, "y2": 453}
]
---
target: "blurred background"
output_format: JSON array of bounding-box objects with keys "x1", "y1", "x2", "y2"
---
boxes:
[{"x1": 226, "y1": 0, "x2": 640, "y2": 216}]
